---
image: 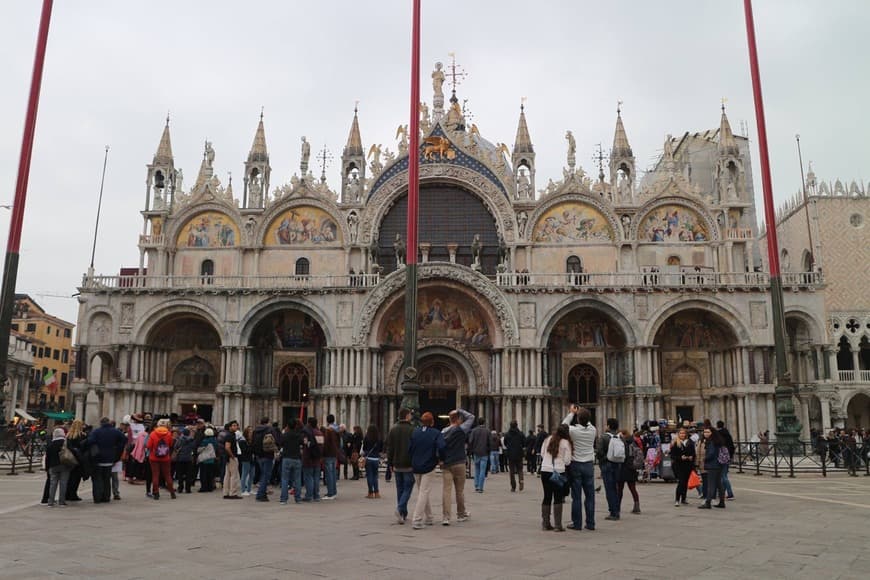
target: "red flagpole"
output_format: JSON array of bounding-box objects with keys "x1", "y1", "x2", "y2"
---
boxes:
[
  {"x1": 407, "y1": 0, "x2": 421, "y2": 264},
  {"x1": 400, "y1": 0, "x2": 422, "y2": 413},
  {"x1": 743, "y1": 0, "x2": 797, "y2": 441},
  {"x1": 0, "y1": 0, "x2": 54, "y2": 412}
]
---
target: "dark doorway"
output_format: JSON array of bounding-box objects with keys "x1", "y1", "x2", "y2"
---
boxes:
[
  {"x1": 181, "y1": 403, "x2": 213, "y2": 422},
  {"x1": 676, "y1": 406, "x2": 694, "y2": 423},
  {"x1": 419, "y1": 388, "x2": 457, "y2": 429}
]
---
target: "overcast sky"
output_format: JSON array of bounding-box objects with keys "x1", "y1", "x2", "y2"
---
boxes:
[{"x1": 1, "y1": 1, "x2": 868, "y2": 328}]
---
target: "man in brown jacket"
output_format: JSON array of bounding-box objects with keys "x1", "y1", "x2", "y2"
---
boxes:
[{"x1": 322, "y1": 419, "x2": 340, "y2": 500}]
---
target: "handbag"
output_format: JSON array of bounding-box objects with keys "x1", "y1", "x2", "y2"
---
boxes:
[
  {"x1": 549, "y1": 469, "x2": 567, "y2": 488},
  {"x1": 60, "y1": 440, "x2": 79, "y2": 467},
  {"x1": 197, "y1": 443, "x2": 216, "y2": 462},
  {"x1": 688, "y1": 469, "x2": 701, "y2": 490}
]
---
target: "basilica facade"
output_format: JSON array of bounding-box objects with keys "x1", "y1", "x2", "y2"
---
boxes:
[{"x1": 71, "y1": 67, "x2": 826, "y2": 440}]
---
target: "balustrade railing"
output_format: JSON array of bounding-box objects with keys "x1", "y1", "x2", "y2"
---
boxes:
[
  {"x1": 82, "y1": 272, "x2": 381, "y2": 291},
  {"x1": 838, "y1": 370, "x2": 870, "y2": 383}
]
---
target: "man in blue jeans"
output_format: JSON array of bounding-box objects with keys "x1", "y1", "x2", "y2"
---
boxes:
[
  {"x1": 468, "y1": 418, "x2": 490, "y2": 492},
  {"x1": 563, "y1": 405, "x2": 597, "y2": 530},
  {"x1": 322, "y1": 421, "x2": 340, "y2": 500},
  {"x1": 595, "y1": 417, "x2": 622, "y2": 520},
  {"x1": 386, "y1": 408, "x2": 416, "y2": 523},
  {"x1": 716, "y1": 421, "x2": 736, "y2": 500},
  {"x1": 302, "y1": 416, "x2": 324, "y2": 502},
  {"x1": 279, "y1": 420, "x2": 304, "y2": 504},
  {"x1": 251, "y1": 417, "x2": 281, "y2": 502}
]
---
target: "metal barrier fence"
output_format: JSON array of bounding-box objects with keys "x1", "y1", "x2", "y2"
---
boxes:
[{"x1": 733, "y1": 441, "x2": 870, "y2": 478}]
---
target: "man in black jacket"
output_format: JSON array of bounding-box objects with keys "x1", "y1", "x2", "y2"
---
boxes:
[
  {"x1": 386, "y1": 408, "x2": 415, "y2": 524},
  {"x1": 468, "y1": 417, "x2": 490, "y2": 493},
  {"x1": 279, "y1": 420, "x2": 304, "y2": 504},
  {"x1": 251, "y1": 417, "x2": 281, "y2": 502},
  {"x1": 504, "y1": 421, "x2": 526, "y2": 492},
  {"x1": 86, "y1": 418, "x2": 127, "y2": 504}
]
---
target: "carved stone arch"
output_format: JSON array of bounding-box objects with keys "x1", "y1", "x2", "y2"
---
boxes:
[
  {"x1": 536, "y1": 295, "x2": 637, "y2": 349},
  {"x1": 525, "y1": 192, "x2": 623, "y2": 243},
  {"x1": 643, "y1": 296, "x2": 751, "y2": 346},
  {"x1": 360, "y1": 166, "x2": 517, "y2": 246},
  {"x1": 132, "y1": 300, "x2": 227, "y2": 346},
  {"x1": 632, "y1": 195, "x2": 721, "y2": 242},
  {"x1": 784, "y1": 307, "x2": 826, "y2": 344},
  {"x1": 165, "y1": 201, "x2": 244, "y2": 249},
  {"x1": 235, "y1": 296, "x2": 334, "y2": 347},
  {"x1": 385, "y1": 341, "x2": 486, "y2": 396},
  {"x1": 354, "y1": 262, "x2": 518, "y2": 346},
  {"x1": 86, "y1": 308, "x2": 114, "y2": 346},
  {"x1": 256, "y1": 195, "x2": 349, "y2": 247}
]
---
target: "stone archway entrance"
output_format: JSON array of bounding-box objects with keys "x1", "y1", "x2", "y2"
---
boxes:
[
  {"x1": 846, "y1": 393, "x2": 870, "y2": 429},
  {"x1": 417, "y1": 356, "x2": 465, "y2": 428}
]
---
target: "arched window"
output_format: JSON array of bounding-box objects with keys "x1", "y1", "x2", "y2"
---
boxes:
[
  {"x1": 566, "y1": 255, "x2": 582, "y2": 273},
  {"x1": 278, "y1": 364, "x2": 310, "y2": 403},
  {"x1": 295, "y1": 257, "x2": 310, "y2": 276},
  {"x1": 200, "y1": 259, "x2": 214, "y2": 284},
  {"x1": 567, "y1": 364, "x2": 599, "y2": 424}
]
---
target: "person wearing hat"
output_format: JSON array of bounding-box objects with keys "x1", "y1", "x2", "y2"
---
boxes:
[
  {"x1": 147, "y1": 418, "x2": 177, "y2": 500},
  {"x1": 198, "y1": 428, "x2": 219, "y2": 492},
  {"x1": 45, "y1": 428, "x2": 73, "y2": 507}
]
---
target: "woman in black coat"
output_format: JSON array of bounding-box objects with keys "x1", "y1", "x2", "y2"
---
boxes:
[
  {"x1": 670, "y1": 428, "x2": 696, "y2": 506},
  {"x1": 64, "y1": 420, "x2": 87, "y2": 501}
]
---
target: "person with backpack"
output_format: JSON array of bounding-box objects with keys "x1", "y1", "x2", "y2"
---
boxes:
[
  {"x1": 146, "y1": 418, "x2": 177, "y2": 500},
  {"x1": 617, "y1": 428, "x2": 642, "y2": 515},
  {"x1": 173, "y1": 428, "x2": 197, "y2": 493},
  {"x1": 45, "y1": 428, "x2": 74, "y2": 507},
  {"x1": 698, "y1": 425, "x2": 727, "y2": 509},
  {"x1": 251, "y1": 417, "x2": 280, "y2": 502},
  {"x1": 716, "y1": 421, "x2": 736, "y2": 500},
  {"x1": 301, "y1": 417, "x2": 324, "y2": 502},
  {"x1": 563, "y1": 405, "x2": 597, "y2": 531},
  {"x1": 595, "y1": 417, "x2": 624, "y2": 521}
]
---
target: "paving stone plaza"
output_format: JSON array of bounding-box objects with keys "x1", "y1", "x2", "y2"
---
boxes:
[{"x1": 1, "y1": 471, "x2": 868, "y2": 579}]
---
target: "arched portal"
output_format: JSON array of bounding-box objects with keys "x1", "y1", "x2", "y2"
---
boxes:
[
  {"x1": 247, "y1": 308, "x2": 325, "y2": 421},
  {"x1": 377, "y1": 184, "x2": 500, "y2": 274},
  {"x1": 148, "y1": 315, "x2": 222, "y2": 420},
  {"x1": 567, "y1": 363, "x2": 599, "y2": 425},
  {"x1": 417, "y1": 355, "x2": 466, "y2": 428},
  {"x1": 846, "y1": 393, "x2": 870, "y2": 429},
  {"x1": 653, "y1": 308, "x2": 739, "y2": 425}
]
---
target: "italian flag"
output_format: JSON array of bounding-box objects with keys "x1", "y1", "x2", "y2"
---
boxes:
[{"x1": 43, "y1": 370, "x2": 57, "y2": 393}]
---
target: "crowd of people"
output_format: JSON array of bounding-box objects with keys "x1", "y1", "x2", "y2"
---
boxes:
[{"x1": 36, "y1": 405, "x2": 749, "y2": 537}]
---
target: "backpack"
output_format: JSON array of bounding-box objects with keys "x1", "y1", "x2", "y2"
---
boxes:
[
  {"x1": 717, "y1": 446, "x2": 731, "y2": 465},
  {"x1": 262, "y1": 432, "x2": 278, "y2": 455},
  {"x1": 306, "y1": 433, "x2": 322, "y2": 460},
  {"x1": 606, "y1": 433, "x2": 626, "y2": 463},
  {"x1": 628, "y1": 441, "x2": 644, "y2": 470},
  {"x1": 155, "y1": 438, "x2": 170, "y2": 458}
]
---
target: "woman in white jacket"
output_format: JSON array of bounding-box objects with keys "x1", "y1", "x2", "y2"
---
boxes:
[{"x1": 539, "y1": 424, "x2": 573, "y2": 532}]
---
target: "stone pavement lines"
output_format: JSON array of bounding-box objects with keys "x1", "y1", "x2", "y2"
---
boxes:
[{"x1": 1, "y1": 472, "x2": 869, "y2": 580}]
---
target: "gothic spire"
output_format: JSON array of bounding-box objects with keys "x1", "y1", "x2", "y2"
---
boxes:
[
  {"x1": 247, "y1": 109, "x2": 269, "y2": 163},
  {"x1": 343, "y1": 104, "x2": 364, "y2": 157},
  {"x1": 718, "y1": 103, "x2": 739, "y2": 156},
  {"x1": 153, "y1": 115, "x2": 174, "y2": 165},
  {"x1": 513, "y1": 101, "x2": 534, "y2": 155},
  {"x1": 611, "y1": 103, "x2": 633, "y2": 158}
]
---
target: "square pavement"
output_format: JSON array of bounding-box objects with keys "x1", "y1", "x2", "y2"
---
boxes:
[{"x1": 1, "y1": 469, "x2": 868, "y2": 579}]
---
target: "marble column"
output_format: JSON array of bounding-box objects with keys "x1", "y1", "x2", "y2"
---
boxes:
[
  {"x1": 766, "y1": 395, "x2": 776, "y2": 438},
  {"x1": 799, "y1": 397, "x2": 811, "y2": 441},
  {"x1": 819, "y1": 396, "x2": 830, "y2": 431},
  {"x1": 748, "y1": 394, "x2": 758, "y2": 438}
]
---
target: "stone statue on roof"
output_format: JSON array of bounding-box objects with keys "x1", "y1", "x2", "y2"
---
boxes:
[
  {"x1": 432, "y1": 62, "x2": 445, "y2": 99},
  {"x1": 300, "y1": 137, "x2": 311, "y2": 175}
]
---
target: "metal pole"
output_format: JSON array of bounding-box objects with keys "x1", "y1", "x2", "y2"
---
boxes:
[
  {"x1": 0, "y1": 0, "x2": 54, "y2": 419},
  {"x1": 795, "y1": 135, "x2": 814, "y2": 271},
  {"x1": 742, "y1": 0, "x2": 800, "y2": 452},
  {"x1": 400, "y1": 0, "x2": 422, "y2": 414},
  {"x1": 89, "y1": 146, "x2": 110, "y2": 270}
]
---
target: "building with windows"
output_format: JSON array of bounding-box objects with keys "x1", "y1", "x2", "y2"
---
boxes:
[
  {"x1": 72, "y1": 65, "x2": 825, "y2": 439},
  {"x1": 2, "y1": 331, "x2": 35, "y2": 423},
  {"x1": 759, "y1": 170, "x2": 870, "y2": 432},
  {"x1": 11, "y1": 294, "x2": 75, "y2": 412}
]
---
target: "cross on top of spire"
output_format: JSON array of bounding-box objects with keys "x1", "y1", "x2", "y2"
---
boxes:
[{"x1": 446, "y1": 52, "x2": 467, "y2": 101}]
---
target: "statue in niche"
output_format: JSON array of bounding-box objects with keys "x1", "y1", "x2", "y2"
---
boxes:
[
  {"x1": 249, "y1": 172, "x2": 263, "y2": 206},
  {"x1": 346, "y1": 172, "x2": 361, "y2": 202},
  {"x1": 621, "y1": 214, "x2": 631, "y2": 237},
  {"x1": 616, "y1": 169, "x2": 631, "y2": 200},
  {"x1": 346, "y1": 211, "x2": 359, "y2": 243},
  {"x1": 369, "y1": 236, "x2": 380, "y2": 267},
  {"x1": 244, "y1": 216, "x2": 256, "y2": 242},
  {"x1": 498, "y1": 240, "x2": 509, "y2": 268},
  {"x1": 517, "y1": 210, "x2": 528, "y2": 237},
  {"x1": 471, "y1": 233, "x2": 482, "y2": 268},
  {"x1": 394, "y1": 233, "x2": 406, "y2": 267},
  {"x1": 517, "y1": 167, "x2": 531, "y2": 200}
]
